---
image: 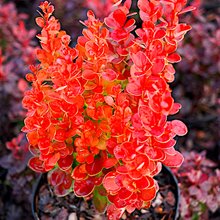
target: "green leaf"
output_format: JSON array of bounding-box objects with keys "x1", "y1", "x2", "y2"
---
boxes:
[
  {"x1": 93, "y1": 186, "x2": 108, "y2": 213},
  {"x1": 199, "y1": 202, "x2": 207, "y2": 213},
  {"x1": 192, "y1": 212, "x2": 199, "y2": 220}
]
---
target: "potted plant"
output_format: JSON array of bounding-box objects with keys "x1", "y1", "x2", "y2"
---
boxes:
[{"x1": 22, "y1": 0, "x2": 194, "y2": 219}]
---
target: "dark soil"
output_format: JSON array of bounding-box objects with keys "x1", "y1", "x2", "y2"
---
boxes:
[{"x1": 34, "y1": 167, "x2": 178, "y2": 220}]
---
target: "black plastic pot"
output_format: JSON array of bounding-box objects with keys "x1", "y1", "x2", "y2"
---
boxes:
[
  {"x1": 32, "y1": 165, "x2": 180, "y2": 220},
  {"x1": 32, "y1": 173, "x2": 46, "y2": 220}
]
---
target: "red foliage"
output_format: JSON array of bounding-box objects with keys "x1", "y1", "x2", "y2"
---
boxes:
[
  {"x1": 0, "y1": 0, "x2": 37, "y2": 143},
  {"x1": 84, "y1": 0, "x2": 120, "y2": 20},
  {"x1": 23, "y1": 1, "x2": 193, "y2": 219},
  {"x1": 5, "y1": 133, "x2": 29, "y2": 161},
  {"x1": 173, "y1": 151, "x2": 220, "y2": 220}
]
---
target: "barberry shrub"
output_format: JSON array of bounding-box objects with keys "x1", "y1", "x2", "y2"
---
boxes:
[
  {"x1": 22, "y1": 0, "x2": 194, "y2": 219},
  {"x1": 173, "y1": 151, "x2": 220, "y2": 220},
  {"x1": 0, "y1": 0, "x2": 37, "y2": 144}
]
